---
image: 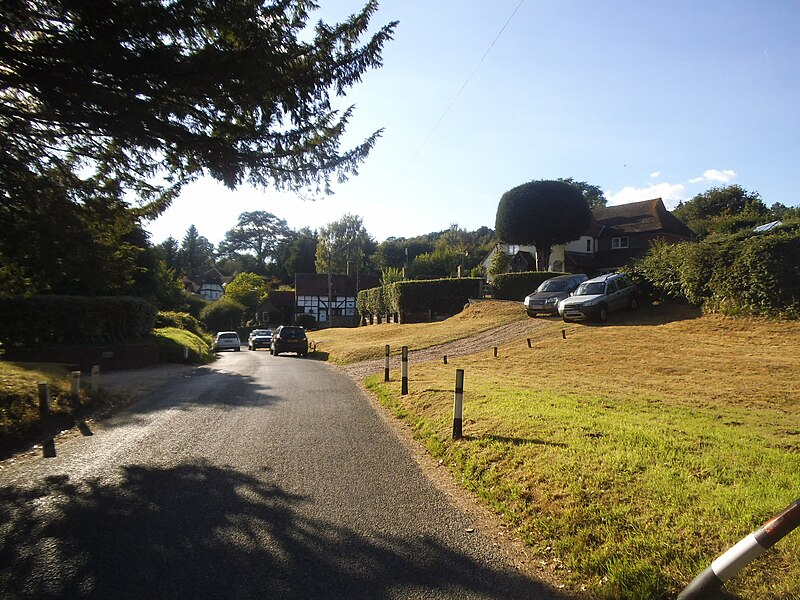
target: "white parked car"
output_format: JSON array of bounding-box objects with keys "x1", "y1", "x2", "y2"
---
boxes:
[{"x1": 213, "y1": 331, "x2": 241, "y2": 352}]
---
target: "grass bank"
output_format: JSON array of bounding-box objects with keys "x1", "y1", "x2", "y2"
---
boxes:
[
  {"x1": 311, "y1": 300, "x2": 527, "y2": 364},
  {"x1": 0, "y1": 328, "x2": 211, "y2": 457},
  {"x1": 357, "y1": 304, "x2": 800, "y2": 598}
]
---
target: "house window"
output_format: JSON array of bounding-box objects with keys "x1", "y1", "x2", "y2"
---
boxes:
[
  {"x1": 612, "y1": 237, "x2": 629, "y2": 249},
  {"x1": 586, "y1": 239, "x2": 592, "y2": 252}
]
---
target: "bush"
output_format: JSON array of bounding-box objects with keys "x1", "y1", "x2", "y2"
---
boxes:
[
  {"x1": 200, "y1": 297, "x2": 246, "y2": 333},
  {"x1": 295, "y1": 314, "x2": 316, "y2": 330},
  {"x1": 0, "y1": 296, "x2": 155, "y2": 348},
  {"x1": 629, "y1": 229, "x2": 800, "y2": 318},
  {"x1": 493, "y1": 272, "x2": 564, "y2": 301}
]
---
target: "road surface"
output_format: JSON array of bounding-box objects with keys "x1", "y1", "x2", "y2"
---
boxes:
[{"x1": 0, "y1": 350, "x2": 571, "y2": 599}]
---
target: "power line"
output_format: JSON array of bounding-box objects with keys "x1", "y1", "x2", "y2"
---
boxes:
[{"x1": 385, "y1": 0, "x2": 525, "y2": 199}]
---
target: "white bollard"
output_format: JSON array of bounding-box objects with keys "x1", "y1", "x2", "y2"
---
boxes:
[{"x1": 452, "y1": 369, "x2": 464, "y2": 440}]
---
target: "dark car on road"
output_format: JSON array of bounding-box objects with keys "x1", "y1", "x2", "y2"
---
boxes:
[
  {"x1": 523, "y1": 273, "x2": 588, "y2": 316},
  {"x1": 558, "y1": 273, "x2": 639, "y2": 323},
  {"x1": 248, "y1": 329, "x2": 273, "y2": 351},
  {"x1": 271, "y1": 325, "x2": 308, "y2": 357}
]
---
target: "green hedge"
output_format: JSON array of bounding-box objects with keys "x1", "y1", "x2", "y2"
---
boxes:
[
  {"x1": 0, "y1": 296, "x2": 156, "y2": 348},
  {"x1": 493, "y1": 271, "x2": 565, "y2": 301},
  {"x1": 155, "y1": 311, "x2": 206, "y2": 337},
  {"x1": 628, "y1": 229, "x2": 800, "y2": 318},
  {"x1": 358, "y1": 278, "x2": 482, "y2": 320}
]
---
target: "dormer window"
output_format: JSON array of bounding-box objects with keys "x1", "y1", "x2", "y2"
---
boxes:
[{"x1": 612, "y1": 237, "x2": 629, "y2": 249}]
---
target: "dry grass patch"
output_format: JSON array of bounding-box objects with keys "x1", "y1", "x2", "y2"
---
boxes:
[
  {"x1": 311, "y1": 300, "x2": 526, "y2": 364},
  {"x1": 366, "y1": 304, "x2": 800, "y2": 598}
]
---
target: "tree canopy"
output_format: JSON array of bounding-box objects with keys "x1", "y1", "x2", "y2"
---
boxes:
[
  {"x1": 315, "y1": 214, "x2": 374, "y2": 275},
  {"x1": 672, "y1": 185, "x2": 767, "y2": 238},
  {"x1": 558, "y1": 177, "x2": 607, "y2": 209},
  {"x1": 218, "y1": 211, "x2": 290, "y2": 275},
  {"x1": 495, "y1": 180, "x2": 592, "y2": 270},
  {"x1": 1, "y1": 0, "x2": 398, "y2": 209}
]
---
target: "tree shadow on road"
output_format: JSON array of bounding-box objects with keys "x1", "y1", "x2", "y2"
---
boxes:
[{"x1": 0, "y1": 460, "x2": 574, "y2": 600}]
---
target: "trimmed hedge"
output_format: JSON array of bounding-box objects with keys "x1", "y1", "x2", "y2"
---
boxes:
[
  {"x1": 358, "y1": 278, "x2": 482, "y2": 321},
  {"x1": 627, "y1": 228, "x2": 800, "y2": 318},
  {"x1": 493, "y1": 271, "x2": 565, "y2": 301},
  {"x1": 0, "y1": 296, "x2": 155, "y2": 348}
]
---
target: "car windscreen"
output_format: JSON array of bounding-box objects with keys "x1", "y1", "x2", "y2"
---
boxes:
[
  {"x1": 576, "y1": 282, "x2": 605, "y2": 295},
  {"x1": 219, "y1": 333, "x2": 238, "y2": 340},
  {"x1": 538, "y1": 280, "x2": 567, "y2": 292},
  {"x1": 280, "y1": 327, "x2": 305, "y2": 338}
]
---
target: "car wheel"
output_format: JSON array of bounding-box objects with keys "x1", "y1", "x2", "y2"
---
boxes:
[
  {"x1": 628, "y1": 296, "x2": 639, "y2": 311},
  {"x1": 235, "y1": 346, "x2": 241, "y2": 352},
  {"x1": 596, "y1": 305, "x2": 609, "y2": 323}
]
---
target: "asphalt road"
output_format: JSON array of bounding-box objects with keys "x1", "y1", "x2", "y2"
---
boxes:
[{"x1": 1, "y1": 350, "x2": 570, "y2": 599}]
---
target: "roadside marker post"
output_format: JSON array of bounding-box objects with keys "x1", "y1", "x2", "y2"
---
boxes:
[
  {"x1": 527, "y1": 338, "x2": 532, "y2": 348},
  {"x1": 384, "y1": 344, "x2": 390, "y2": 382},
  {"x1": 443, "y1": 355, "x2": 448, "y2": 364},
  {"x1": 71, "y1": 371, "x2": 81, "y2": 399},
  {"x1": 493, "y1": 346, "x2": 498, "y2": 358},
  {"x1": 91, "y1": 365, "x2": 100, "y2": 393},
  {"x1": 678, "y1": 498, "x2": 800, "y2": 599},
  {"x1": 452, "y1": 369, "x2": 464, "y2": 440},
  {"x1": 401, "y1": 346, "x2": 408, "y2": 395},
  {"x1": 562, "y1": 329, "x2": 567, "y2": 339},
  {"x1": 38, "y1": 383, "x2": 50, "y2": 419}
]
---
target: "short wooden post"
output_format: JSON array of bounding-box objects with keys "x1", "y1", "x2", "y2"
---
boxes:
[
  {"x1": 452, "y1": 369, "x2": 464, "y2": 440},
  {"x1": 443, "y1": 355, "x2": 448, "y2": 364},
  {"x1": 527, "y1": 338, "x2": 532, "y2": 348},
  {"x1": 71, "y1": 371, "x2": 81, "y2": 399},
  {"x1": 493, "y1": 346, "x2": 498, "y2": 358},
  {"x1": 384, "y1": 344, "x2": 390, "y2": 383},
  {"x1": 401, "y1": 346, "x2": 409, "y2": 395},
  {"x1": 562, "y1": 329, "x2": 567, "y2": 339},
  {"x1": 90, "y1": 365, "x2": 100, "y2": 393},
  {"x1": 38, "y1": 382, "x2": 50, "y2": 418},
  {"x1": 184, "y1": 346, "x2": 189, "y2": 361}
]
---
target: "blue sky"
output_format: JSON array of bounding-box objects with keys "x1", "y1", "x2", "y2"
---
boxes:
[{"x1": 146, "y1": 0, "x2": 800, "y2": 245}]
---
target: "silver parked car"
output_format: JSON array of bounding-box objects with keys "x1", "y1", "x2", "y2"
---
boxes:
[
  {"x1": 523, "y1": 273, "x2": 588, "y2": 316},
  {"x1": 558, "y1": 273, "x2": 639, "y2": 323}
]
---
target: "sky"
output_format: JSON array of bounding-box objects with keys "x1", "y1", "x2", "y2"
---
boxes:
[{"x1": 146, "y1": 0, "x2": 800, "y2": 246}]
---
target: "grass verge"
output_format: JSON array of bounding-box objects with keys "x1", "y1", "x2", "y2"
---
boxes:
[
  {"x1": 311, "y1": 300, "x2": 527, "y2": 364},
  {"x1": 365, "y1": 304, "x2": 800, "y2": 599}
]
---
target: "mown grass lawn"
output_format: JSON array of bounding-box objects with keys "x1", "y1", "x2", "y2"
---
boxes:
[
  {"x1": 310, "y1": 300, "x2": 526, "y2": 364},
  {"x1": 330, "y1": 302, "x2": 800, "y2": 599}
]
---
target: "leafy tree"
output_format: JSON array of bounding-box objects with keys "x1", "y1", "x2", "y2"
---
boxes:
[
  {"x1": 495, "y1": 180, "x2": 593, "y2": 271},
  {"x1": 200, "y1": 297, "x2": 246, "y2": 333},
  {"x1": 558, "y1": 177, "x2": 607, "y2": 209},
  {"x1": 177, "y1": 225, "x2": 215, "y2": 277},
  {"x1": 488, "y1": 249, "x2": 511, "y2": 278},
  {"x1": 380, "y1": 267, "x2": 405, "y2": 285},
  {"x1": 223, "y1": 272, "x2": 269, "y2": 315},
  {"x1": 673, "y1": 185, "x2": 766, "y2": 238},
  {"x1": 218, "y1": 211, "x2": 290, "y2": 275},
  {"x1": 315, "y1": 214, "x2": 375, "y2": 275},
  {"x1": 1, "y1": 0, "x2": 398, "y2": 214},
  {"x1": 281, "y1": 228, "x2": 319, "y2": 280},
  {"x1": 408, "y1": 248, "x2": 462, "y2": 279}
]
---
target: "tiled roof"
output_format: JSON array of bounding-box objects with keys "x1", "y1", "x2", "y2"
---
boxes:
[
  {"x1": 593, "y1": 198, "x2": 695, "y2": 239},
  {"x1": 295, "y1": 273, "x2": 380, "y2": 297}
]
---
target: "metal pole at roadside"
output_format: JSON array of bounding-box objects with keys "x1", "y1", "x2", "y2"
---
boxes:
[
  {"x1": 678, "y1": 498, "x2": 800, "y2": 599},
  {"x1": 452, "y1": 369, "x2": 464, "y2": 440},
  {"x1": 401, "y1": 346, "x2": 408, "y2": 395}
]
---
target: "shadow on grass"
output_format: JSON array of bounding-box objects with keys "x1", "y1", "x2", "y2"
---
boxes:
[
  {"x1": 0, "y1": 461, "x2": 573, "y2": 600},
  {"x1": 466, "y1": 434, "x2": 568, "y2": 448}
]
